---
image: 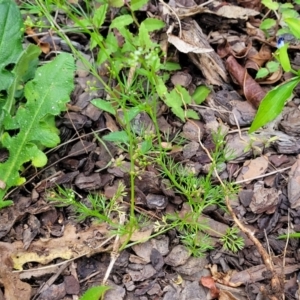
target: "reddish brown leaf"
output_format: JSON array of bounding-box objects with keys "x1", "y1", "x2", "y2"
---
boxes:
[
  {"x1": 226, "y1": 55, "x2": 265, "y2": 108},
  {"x1": 25, "y1": 27, "x2": 50, "y2": 54},
  {"x1": 200, "y1": 276, "x2": 220, "y2": 298}
]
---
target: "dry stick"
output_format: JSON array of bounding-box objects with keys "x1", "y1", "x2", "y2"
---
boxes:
[
  {"x1": 157, "y1": 0, "x2": 182, "y2": 38},
  {"x1": 102, "y1": 212, "x2": 126, "y2": 285},
  {"x1": 189, "y1": 118, "x2": 284, "y2": 299},
  {"x1": 282, "y1": 209, "x2": 291, "y2": 300}
]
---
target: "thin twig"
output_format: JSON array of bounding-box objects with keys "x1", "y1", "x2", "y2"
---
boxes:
[{"x1": 102, "y1": 213, "x2": 126, "y2": 285}]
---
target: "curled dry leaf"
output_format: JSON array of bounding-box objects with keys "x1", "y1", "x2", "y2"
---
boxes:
[
  {"x1": 226, "y1": 55, "x2": 265, "y2": 108},
  {"x1": 217, "y1": 38, "x2": 252, "y2": 59},
  {"x1": 200, "y1": 276, "x2": 219, "y2": 298},
  {"x1": 247, "y1": 44, "x2": 272, "y2": 68},
  {"x1": 167, "y1": 34, "x2": 213, "y2": 54}
]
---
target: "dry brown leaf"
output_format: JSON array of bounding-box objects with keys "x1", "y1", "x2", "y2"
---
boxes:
[
  {"x1": 211, "y1": 2, "x2": 260, "y2": 19},
  {"x1": 25, "y1": 27, "x2": 50, "y2": 54},
  {"x1": 0, "y1": 244, "x2": 31, "y2": 300},
  {"x1": 219, "y1": 290, "x2": 240, "y2": 300},
  {"x1": 237, "y1": 156, "x2": 269, "y2": 182},
  {"x1": 226, "y1": 55, "x2": 265, "y2": 108},
  {"x1": 247, "y1": 44, "x2": 272, "y2": 68},
  {"x1": 167, "y1": 34, "x2": 213, "y2": 54},
  {"x1": 200, "y1": 276, "x2": 219, "y2": 298},
  {"x1": 3, "y1": 223, "x2": 109, "y2": 270},
  {"x1": 218, "y1": 38, "x2": 252, "y2": 59}
]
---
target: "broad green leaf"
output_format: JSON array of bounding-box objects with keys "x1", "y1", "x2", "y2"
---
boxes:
[
  {"x1": 109, "y1": 0, "x2": 124, "y2": 7},
  {"x1": 0, "y1": 53, "x2": 75, "y2": 206},
  {"x1": 186, "y1": 109, "x2": 199, "y2": 120},
  {"x1": 261, "y1": 0, "x2": 279, "y2": 10},
  {"x1": 103, "y1": 131, "x2": 129, "y2": 143},
  {"x1": 161, "y1": 62, "x2": 181, "y2": 71},
  {"x1": 131, "y1": 0, "x2": 148, "y2": 11},
  {"x1": 141, "y1": 18, "x2": 165, "y2": 31},
  {"x1": 138, "y1": 23, "x2": 151, "y2": 49},
  {"x1": 266, "y1": 61, "x2": 280, "y2": 73},
  {"x1": 192, "y1": 85, "x2": 211, "y2": 104},
  {"x1": 80, "y1": 286, "x2": 110, "y2": 300},
  {"x1": 282, "y1": 8, "x2": 298, "y2": 19},
  {"x1": 140, "y1": 139, "x2": 152, "y2": 154},
  {"x1": 277, "y1": 44, "x2": 291, "y2": 72},
  {"x1": 91, "y1": 99, "x2": 116, "y2": 115},
  {"x1": 280, "y1": 3, "x2": 294, "y2": 9},
  {"x1": 249, "y1": 77, "x2": 300, "y2": 132},
  {"x1": 110, "y1": 15, "x2": 133, "y2": 29},
  {"x1": 92, "y1": 4, "x2": 108, "y2": 27},
  {"x1": 256, "y1": 68, "x2": 269, "y2": 79},
  {"x1": 125, "y1": 106, "x2": 141, "y2": 122},
  {"x1": 0, "y1": 0, "x2": 23, "y2": 91},
  {"x1": 260, "y1": 18, "x2": 276, "y2": 30},
  {"x1": 285, "y1": 18, "x2": 300, "y2": 39}
]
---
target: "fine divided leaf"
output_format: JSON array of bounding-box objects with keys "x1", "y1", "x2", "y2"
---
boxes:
[{"x1": 0, "y1": 53, "x2": 75, "y2": 208}]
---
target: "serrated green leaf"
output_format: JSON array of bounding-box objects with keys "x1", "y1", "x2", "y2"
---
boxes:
[
  {"x1": 141, "y1": 18, "x2": 165, "y2": 31},
  {"x1": 285, "y1": 18, "x2": 300, "y2": 39},
  {"x1": 249, "y1": 77, "x2": 300, "y2": 132},
  {"x1": 192, "y1": 85, "x2": 211, "y2": 104},
  {"x1": 131, "y1": 0, "x2": 148, "y2": 11},
  {"x1": 0, "y1": 53, "x2": 75, "y2": 205},
  {"x1": 6, "y1": 45, "x2": 41, "y2": 113},
  {"x1": 156, "y1": 77, "x2": 168, "y2": 98},
  {"x1": 103, "y1": 131, "x2": 129, "y2": 143},
  {"x1": 0, "y1": 0, "x2": 23, "y2": 91},
  {"x1": 80, "y1": 285, "x2": 110, "y2": 300},
  {"x1": 92, "y1": 4, "x2": 108, "y2": 27},
  {"x1": 175, "y1": 85, "x2": 192, "y2": 104},
  {"x1": 110, "y1": 15, "x2": 133, "y2": 29},
  {"x1": 91, "y1": 99, "x2": 116, "y2": 115},
  {"x1": 138, "y1": 23, "x2": 151, "y2": 49},
  {"x1": 260, "y1": 18, "x2": 276, "y2": 30},
  {"x1": 165, "y1": 89, "x2": 185, "y2": 121},
  {"x1": 186, "y1": 109, "x2": 199, "y2": 120}
]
